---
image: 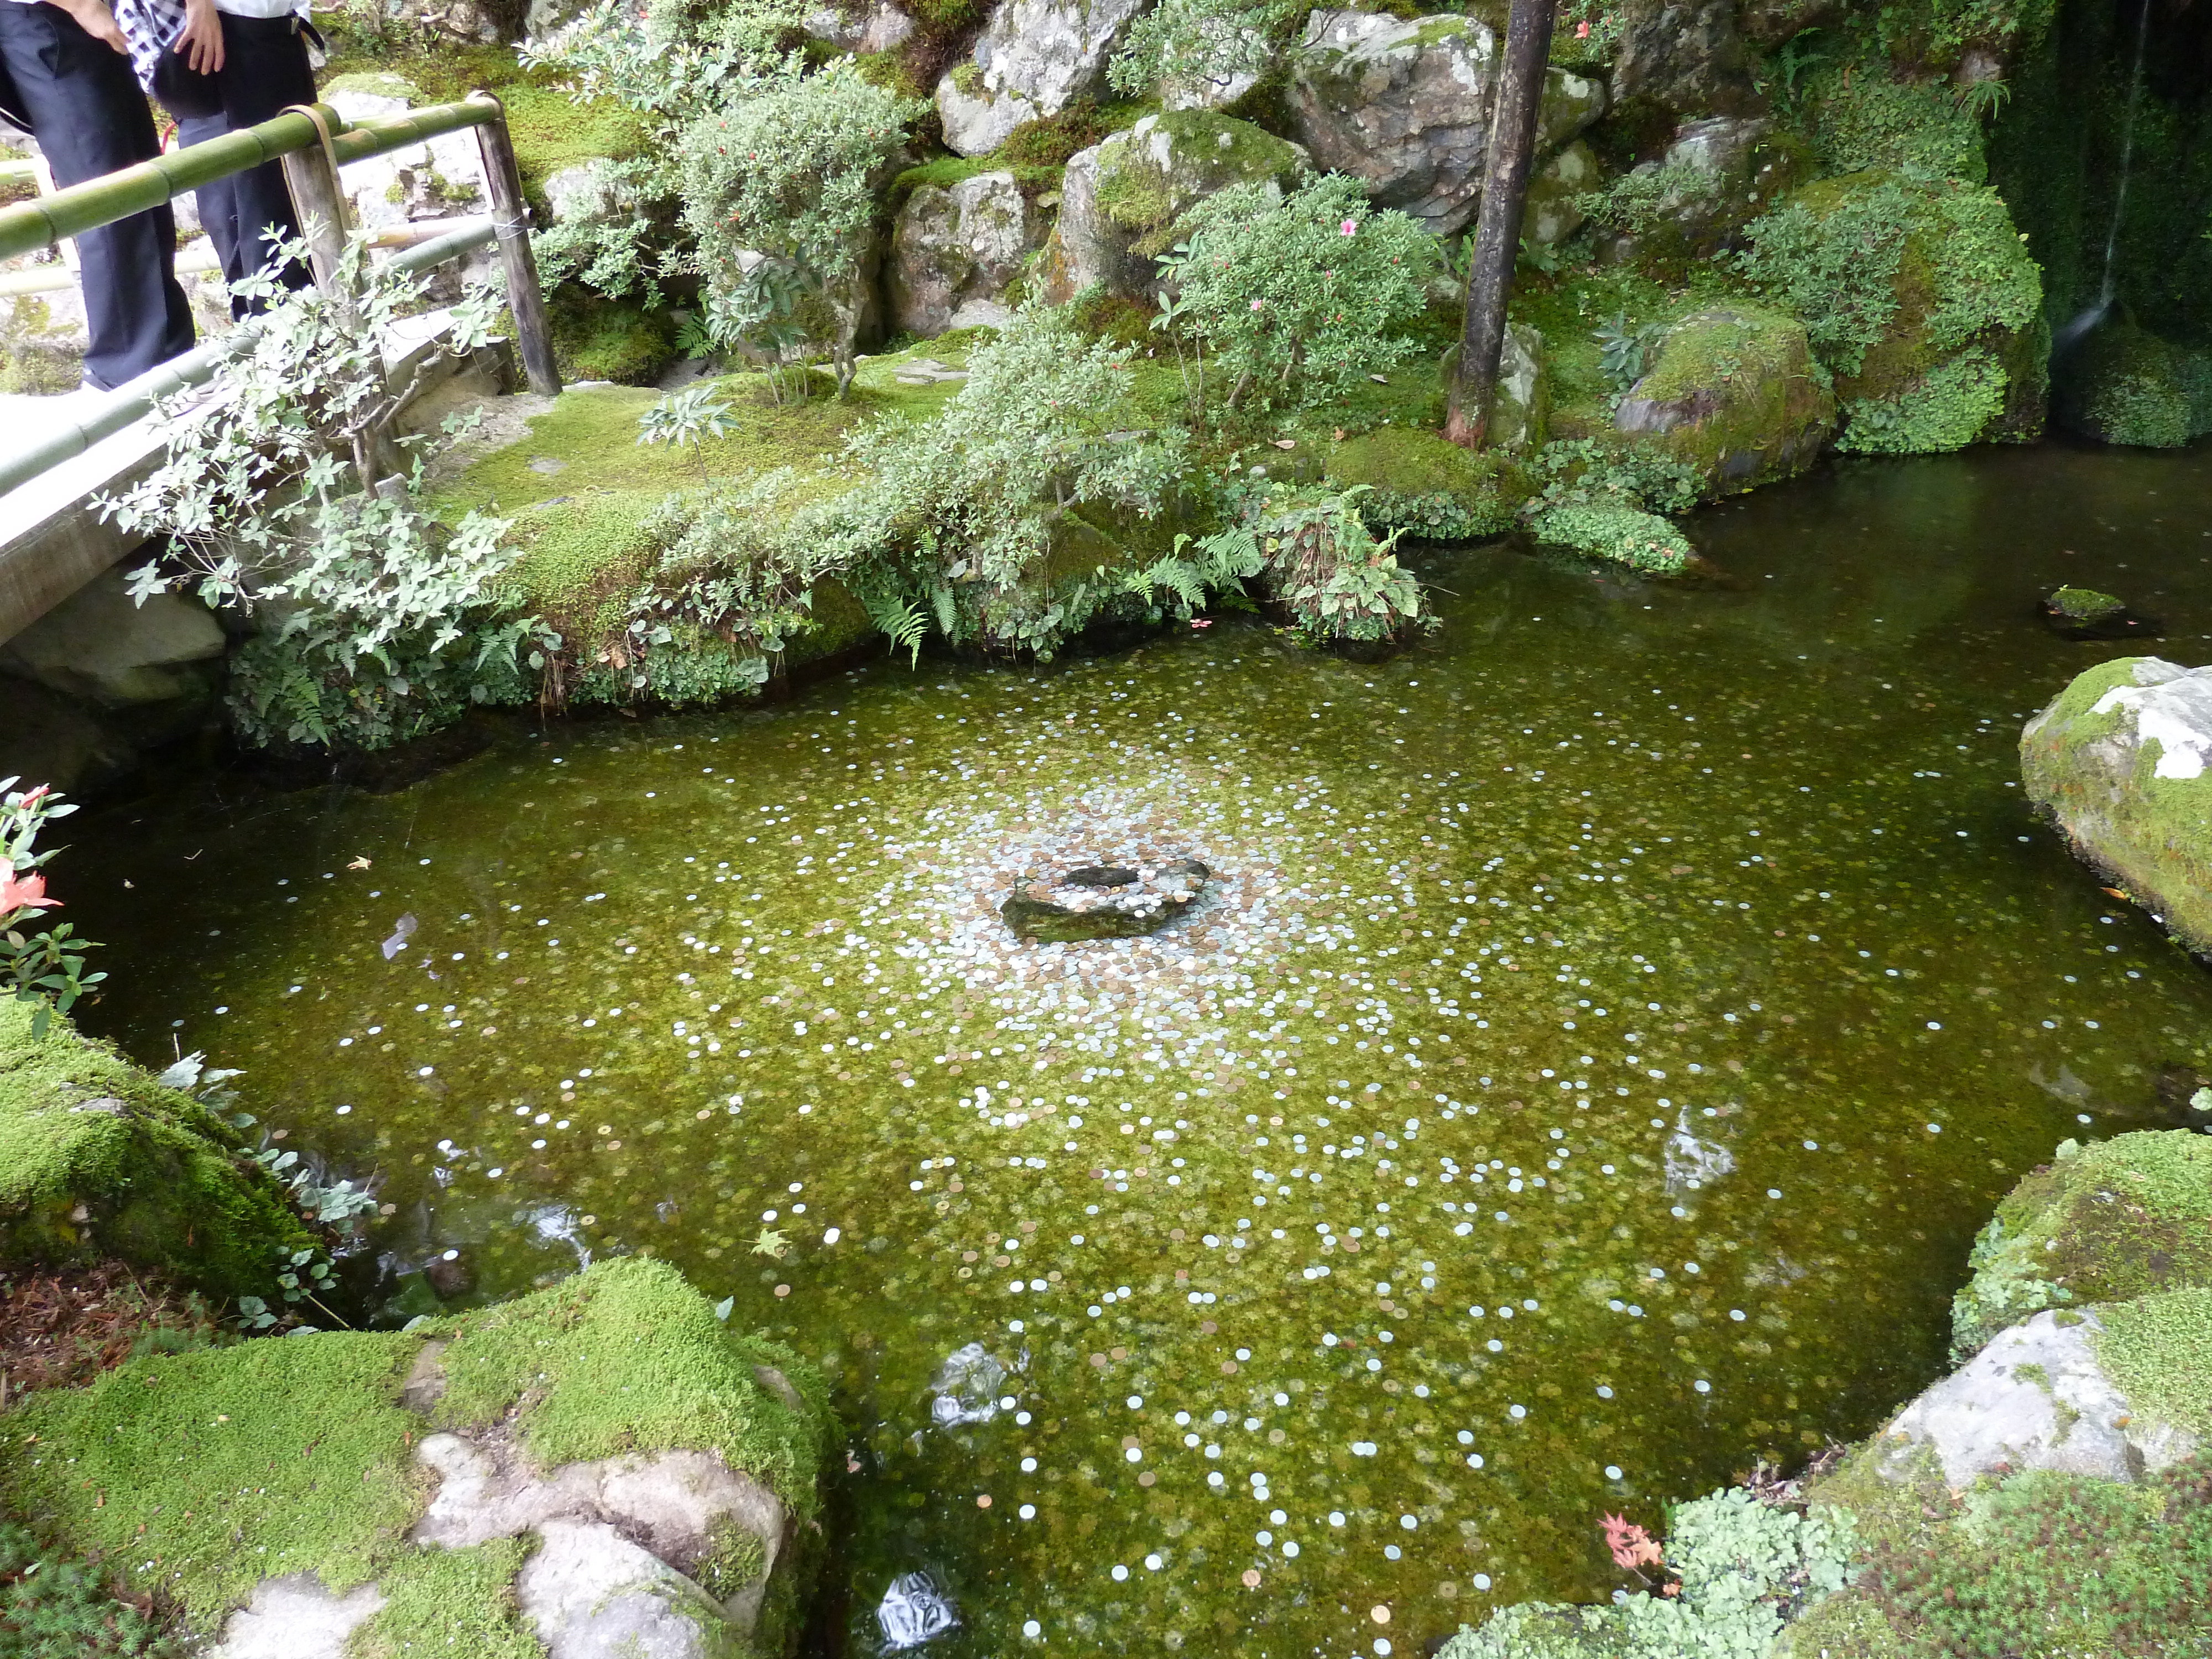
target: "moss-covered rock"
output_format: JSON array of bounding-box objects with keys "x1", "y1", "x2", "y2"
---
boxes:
[
  {"x1": 2052, "y1": 321, "x2": 2212, "y2": 449},
  {"x1": 0, "y1": 1256, "x2": 834, "y2": 1653},
  {"x1": 1324, "y1": 426, "x2": 1530, "y2": 540},
  {"x1": 1950, "y1": 1130, "x2": 2212, "y2": 1357},
  {"x1": 1045, "y1": 111, "x2": 1306, "y2": 304},
  {"x1": 2020, "y1": 656, "x2": 2212, "y2": 954},
  {"x1": 2047, "y1": 583, "x2": 2125, "y2": 623},
  {"x1": 1740, "y1": 169, "x2": 2046, "y2": 453},
  {"x1": 1614, "y1": 304, "x2": 1836, "y2": 494},
  {"x1": 0, "y1": 1001, "x2": 310, "y2": 1297}
]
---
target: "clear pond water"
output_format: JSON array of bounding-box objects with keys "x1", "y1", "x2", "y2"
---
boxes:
[{"x1": 67, "y1": 440, "x2": 2212, "y2": 1656}]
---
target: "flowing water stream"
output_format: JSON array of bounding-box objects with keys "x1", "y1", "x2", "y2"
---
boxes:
[{"x1": 64, "y1": 439, "x2": 2212, "y2": 1656}]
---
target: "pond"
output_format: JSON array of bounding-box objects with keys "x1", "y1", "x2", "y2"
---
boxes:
[{"x1": 64, "y1": 437, "x2": 2212, "y2": 1656}]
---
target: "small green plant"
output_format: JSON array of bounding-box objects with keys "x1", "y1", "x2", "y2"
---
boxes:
[
  {"x1": 0, "y1": 778, "x2": 102, "y2": 1038},
  {"x1": 1954, "y1": 76, "x2": 2012, "y2": 118},
  {"x1": 1770, "y1": 27, "x2": 1831, "y2": 105},
  {"x1": 680, "y1": 262, "x2": 823, "y2": 404},
  {"x1": 236, "y1": 1245, "x2": 346, "y2": 1332},
  {"x1": 1107, "y1": 0, "x2": 1297, "y2": 102},
  {"x1": 637, "y1": 383, "x2": 738, "y2": 478},
  {"x1": 1594, "y1": 311, "x2": 1665, "y2": 397},
  {"x1": 0, "y1": 1519, "x2": 178, "y2": 1657},
  {"x1": 247, "y1": 1146, "x2": 382, "y2": 1228},
  {"x1": 1199, "y1": 484, "x2": 1429, "y2": 644}
]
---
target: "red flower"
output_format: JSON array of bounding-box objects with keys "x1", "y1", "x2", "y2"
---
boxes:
[
  {"x1": 0, "y1": 862, "x2": 59, "y2": 914},
  {"x1": 1601, "y1": 1514, "x2": 1663, "y2": 1571}
]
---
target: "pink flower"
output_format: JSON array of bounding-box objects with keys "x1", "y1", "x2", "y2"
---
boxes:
[
  {"x1": 0, "y1": 862, "x2": 58, "y2": 914},
  {"x1": 1191, "y1": 618, "x2": 1213, "y2": 629},
  {"x1": 1340, "y1": 218, "x2": 1358, "y2": 235},
  {"x1": 1250, "y1": 298, "x2": 1266, "y2": 310},
  {"x1": 1575, "y1": 19, "x2": 1590, "y2": 36}
]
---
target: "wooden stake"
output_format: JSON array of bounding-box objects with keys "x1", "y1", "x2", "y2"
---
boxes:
[
  {"x1": 1446, "y1": 0, "x2": 1554, "y2": 450},
  {"x1": 471, "y1": 95, "x2": 562, "y2": 398}
]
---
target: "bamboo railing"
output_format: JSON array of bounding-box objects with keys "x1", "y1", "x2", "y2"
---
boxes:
[{"x1": 0, "y1": 93, "x2": 559, "y2": 498}]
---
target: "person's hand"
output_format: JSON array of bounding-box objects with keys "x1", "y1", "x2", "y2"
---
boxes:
[
  {"x1": 176, "y1": 0, "x2": 225, "y2": 75},
  {"x1": 53, "y1": 0, "x2": 128, "y2": 54}
]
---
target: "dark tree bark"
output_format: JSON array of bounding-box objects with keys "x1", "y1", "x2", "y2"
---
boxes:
[{"x1": 1445, "y1": 0, "x2": 1555, "y2": 450}]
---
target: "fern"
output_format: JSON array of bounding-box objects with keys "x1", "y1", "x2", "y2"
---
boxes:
[{"x1": 863, "y1": 593, "x2": 929, "y2": 667}]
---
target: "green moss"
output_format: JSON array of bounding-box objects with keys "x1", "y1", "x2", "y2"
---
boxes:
[
  {"x1": 347, "y1": 1538, "x2": 541, "y2": 1659},
  {"x1": 694, "y1": 1518, "x2": 769, "y2": 1601},
  {"x1": 1530, "y1": 500, "x2": 1692, "y2": 572},
  {"x1": 888, "y1": 155, "x2": 1062, "y2": 210},
  {"x1": 1838, "y1": 346, "x2": 2008, "y2": 454},
  {"x1": 0, "y1": 1001, "x2": 309, "y2": 1297},
  {"x1": 2094, "y1": 1287, "x2": 2212, "y2": 1437},
  {"x1": 0, "y1": 1259, "x2": 832, "y2": 1645},
  {"x1": 1, "y1": 1329, "x2": 423, "y2": 1623},
  {"x1": 2054, "y1": 324, "x2": 2212, "y2": 448},
  {"x1": 548, "y1": 289, "x2": 681, "y2": 388},
  {"x1": 1324, "y1": 427, "x2": 1528, "y2": 540},
  {"x1": 995, "y1": 97, "x2": 1152, "y2": 168},
  {"x1": 426, "y1": 1257, "x2": 831, "y2": 1517},
  {"x1": 1799, "y1": 58, "x2": 1988, "y2": 184},
  {"x1": 2048, "y1": 583, "x2": 2125, "y2": 622},
  {"x1": 0, "y1": 1517, "x2": 179, "y2": 1657},
  {"x1": 1950, "y1": 1131, "x2": 2212, "y2": 1356},
  {"x1": 1627, "y1": 305, "x2": 1836, "y2": 491}
]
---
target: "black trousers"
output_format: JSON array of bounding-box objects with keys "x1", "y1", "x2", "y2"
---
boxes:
[
  {"x1": 0, "y1": 1, "x2": 194, "y2": 390},
  {"x1": 158, "y1": 13, "x2": 318, "y2": 319}
]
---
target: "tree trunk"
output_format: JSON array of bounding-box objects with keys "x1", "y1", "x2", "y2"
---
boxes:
[{"x1": 1445, "y1": 0, "x2": 1554, "y2": 450}]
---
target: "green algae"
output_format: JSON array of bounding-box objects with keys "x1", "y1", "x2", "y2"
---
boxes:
[
  {"x1": 54, "y1": 438, "x2": 2212, "y2": 1655},
  {"x1": 0, "y1": 1000, "x2": 309, "y2": 1295}
]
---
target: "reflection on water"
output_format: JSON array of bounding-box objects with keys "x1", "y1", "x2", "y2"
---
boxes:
[{"x1": 65, "y1": 440, "x2": 2212, "y2": 1656}]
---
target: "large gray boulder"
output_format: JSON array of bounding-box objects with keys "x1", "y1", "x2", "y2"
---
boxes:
[
  {"x1": 1042, "y1": 111, "x2": 1305, "y2": 304},
  {"x1": 934, "y1": 0, "x2": 1156, "y2": 157},
  {"x1": 802, "y1": 0, "x2": 915, "y2": 53},
  {"x1": 1611, "y1": 305, "x2": 1835, "y2": 494},
  {"x1": 1609, "y1": 0, "x2": 1759, "y2": 117},
  {"x1": 1598, "y1": 115, "x2": 1806, "y2": 254},
  {"x1": 890, "y1": 172, "x2": 1046, "y2": 336},
  {"x1": 2022, "y1": 657, "x2": 2212, "y2": 954},
  {"x1": 1283, "y1": 9, "x2": 1606, "y2": 233},
  {"x1": 1880, "y1": 1308, "x2": 2200, "y2": 1488}
]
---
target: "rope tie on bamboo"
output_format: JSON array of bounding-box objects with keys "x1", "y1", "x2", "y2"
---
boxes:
[{"x1": 279, "y1": 103, "x2": 349, "y2": 238}]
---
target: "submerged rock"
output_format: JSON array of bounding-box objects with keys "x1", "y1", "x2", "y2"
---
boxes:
[
  {"x1": 2021, "y1": 656, "x2": 2212, "y2": 953},
  {"x1": 876, "y1": 1570, "x2": 959, "y2": 1650},
  {"x1": 2039, "y1": 583, "x2": 2156, "y2": 640},
  {"x1": 2047, "y1": 584, "x2": 2126, "y2": 624},
  {"x1": 1001, "y1": 858, "x2": 1210, "y2": 941},
  {"x1": 1283, "y1": 9, "x2": 1605, "y2": 234},
  {"x1": 928, "y1": 1341, "x2": 1010, "y2": 1426}
]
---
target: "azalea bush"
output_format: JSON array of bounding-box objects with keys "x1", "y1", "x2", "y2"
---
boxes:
[
  {"x1": 1, "y1": 777, "x2": 103, "y2": 1037},
  {"x1": 1158, "y1": 175, "x2": 1436, "y2": 414}
]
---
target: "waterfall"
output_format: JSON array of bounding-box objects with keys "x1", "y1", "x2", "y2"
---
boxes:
[{"x1": 2056, "y1": 0, "x2": 2156, "y2": 353}]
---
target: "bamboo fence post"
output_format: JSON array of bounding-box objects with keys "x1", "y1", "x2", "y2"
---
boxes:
[
  {"x1": 469, "y1": 95, "x2": 562, "y2": 398},
  {"x1": 280, "y1": 135, "x2": 404, "y2": 484}
]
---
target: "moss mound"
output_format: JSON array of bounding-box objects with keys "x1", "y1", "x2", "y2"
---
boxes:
[
  {"x1": 1739, "y1": 169, "x2": 2044, "y2": 452},
  {"x1": 1324, "y1": 427, "x2": 1528, "y2": 540},
  {"x1": 2049, "y1": 583, "x2": 2126, "y2": 622},
  {"x1": 0, "y1": 1002, "x2": 309, "y2": 1298},
  {"x1": 1621, "y1": 305, "x2": 1837, "y2": 492},
  {"x1": 2053, "y1": 322, "x2": 2212, "y2": 449},
  {"x1": 0, "y1": 1256, "x2": 832, "y2": 1641},
  {"x1": 2095, "y1": 1285, "x2": 2212, "y2": 1438},
  {"x1": 1950, "y1": 1130, "x2": 2212, "y2": 1358}
]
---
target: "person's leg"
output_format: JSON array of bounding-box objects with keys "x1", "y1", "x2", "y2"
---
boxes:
[
  {"x1": 0, "y1": 2, "x2": 194, "y2": 389},
  {"x1": 174, "y1": 107, "x2": 252, "y2": 309},
  {"x1": 210, "y1": 13, "x2": 317, "y2": 308}
]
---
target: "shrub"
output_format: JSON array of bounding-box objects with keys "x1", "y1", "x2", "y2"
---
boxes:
[
  {"x1": 677, "y1": 63, "x2": 919, "y2": 393},
  {"x1": 1201, "y1": 484, "x2": 1430, "y2": 644},
  {"x1": 1159, "y1": 174, "x2": 1436, "y2": 414},
  {"x1": 94, "y1": 234, "x2": 551, "y2": 752},
  {"x1": 1107, "y1": 0, "x2": 1297, "y2": 103}
]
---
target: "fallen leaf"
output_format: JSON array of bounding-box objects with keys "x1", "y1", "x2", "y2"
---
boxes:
[
  {"x1": 1332, "y1": 427, "x2": 1346, "y2": 441},
  {"x1": 1272, "y1": 439, "x2": 1297, "y2": 450},
  {"x1": 348, "y1": 856, "x2": 372, "y2": 870},
  {"x1": 1369, "y1": 373, "x2": 1390, "y2": 383}
]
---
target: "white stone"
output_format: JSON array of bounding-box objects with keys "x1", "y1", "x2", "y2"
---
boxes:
[
  {"x1": 1881, "y1": 1308, "x2": 2200, "y2": 1488},
  {"x1": 323, "y1": 76, "x2": 492, "y2": 233},
  {"x1": 889, "y1": 171, "x2": 1044, "y2": 337},
  {"x1": 2090, "y1": 659, "x2": 2212, "y2": 779},
  {"x1": 518, "y1": 1519, "x2": 729, "y2": 1659},
  {"x1": 933, "y1": 0, "x2": 1157, "y2": 156},
  {"x1": 208, "y1": 1574, "x2": 385, "y2": 1659},
  {"x1": 804, "y1": 1, "x2": 916, "y2": 53}
]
